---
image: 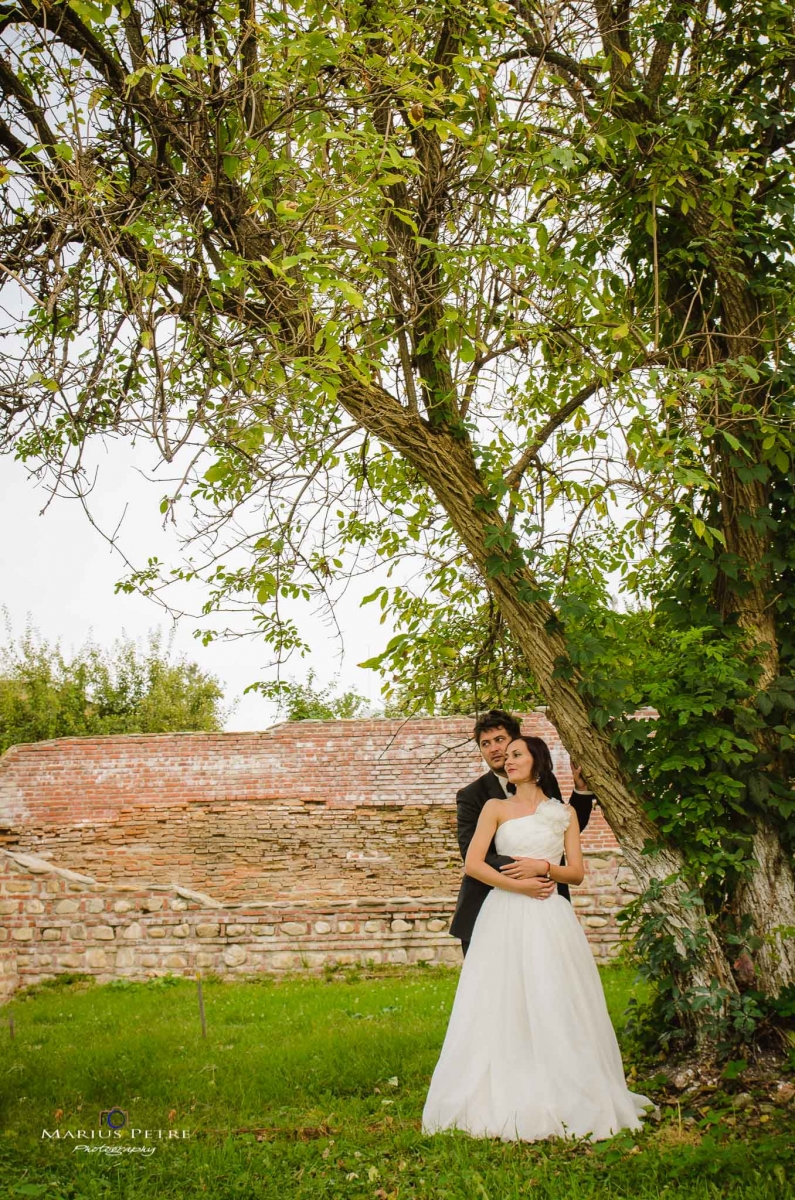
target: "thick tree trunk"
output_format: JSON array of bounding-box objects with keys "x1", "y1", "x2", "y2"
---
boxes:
[
  {"x1": 339, "y1": 376, "x2": 738, "y2": 1009},
  {"x1": 735, "y1": 817, "x2": 795, "y2": 993},
  {"x1": 717, "y1": 459, "x2": 795, "y2": 991},
  {"x1": 716, "y1": 459, "x2": 778, "y2": 684},
  {"x1": 702, "y1": 238, "x2": 795, "y2": 994},
  {"x1": 684, "y1": 213, "x2": 795, "y2": 995}
]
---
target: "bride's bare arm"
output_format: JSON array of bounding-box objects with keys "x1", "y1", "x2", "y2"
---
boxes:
[
  {"x1": 546, "y1": 815, "x2": 585, "y2": 886},
  {"x1": 464, "y1": 802, "x2": 541, "y2": 894}
]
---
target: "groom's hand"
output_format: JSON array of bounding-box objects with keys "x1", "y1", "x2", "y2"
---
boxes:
[
  {"x1": 571, "y1": 763, "x2": 589, "y2": 791},
  {"x1": 499, "y1": 857, "x2": 549, "y2": 880}
]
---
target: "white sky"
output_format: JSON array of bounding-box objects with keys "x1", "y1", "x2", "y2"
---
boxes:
[{"x1": 0, "y1": 440, "x2": 395, "y2": 730}]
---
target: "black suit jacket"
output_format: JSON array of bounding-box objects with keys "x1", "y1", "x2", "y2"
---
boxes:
[{"x1": 448, "y1": 770, "x2": 594, "y2": 943}]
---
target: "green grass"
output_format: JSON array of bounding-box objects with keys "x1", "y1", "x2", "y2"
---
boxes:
[{"x1": 0, "y1": 964, "x2": 791, "y2": 1199}]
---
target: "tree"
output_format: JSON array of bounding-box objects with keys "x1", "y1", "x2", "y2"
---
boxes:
[
  {"x1": 259, "y1": 669, "x2": 368, "y2": 720},
  {"x1": 0, "y1": 627, "x2": 226, "y2": 752},
  {"x1": 1, "y1": 0, "x2": 793, "y2": 1039}
]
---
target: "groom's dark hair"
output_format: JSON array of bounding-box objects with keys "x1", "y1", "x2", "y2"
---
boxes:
[{"x1": 473, "y1": 709, "x2": 521, "y2": 744}]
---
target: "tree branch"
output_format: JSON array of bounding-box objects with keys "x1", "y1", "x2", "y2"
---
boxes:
[
  {"x1": 645, "y1": 36, "x2": 674, "y2": 101},
  {"x1": 6, "y1": 0, "x2": 129, "y2": 93},
  {"x1": 592, "y1": 0, "x2": 635, "y2": 95},
  {"x1": 0, "y1": 58, "x2": 63, "y2": 163},
  {"x1": 504, "y1": 1, "x2": 600, "y2": 95},
  {"x1": 505, "y1": 353, "x2": 667, "y2": 490},
  {"x1": 644, "y1": 4, "x2": 692, "y2": 104},
  {"x1": 238, "y1": 0, "x2": 262, "y2": 131},
  {"x1": 505, "y1": 380, "x2": 602, "y2": 491}
]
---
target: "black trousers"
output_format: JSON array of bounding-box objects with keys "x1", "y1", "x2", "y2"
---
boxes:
[{"x1": 460, "y1": 940, "x2": 470, "y2": 958}]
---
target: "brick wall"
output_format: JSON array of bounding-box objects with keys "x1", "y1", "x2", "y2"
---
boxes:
[
  {"x1": 0, "y1": 713, "x2": 620, "y2": 901},
  {"x1": 0, "y1": 795, "x2": 620, "y2": 903},
  {"x1": 0, "y1": 714, "x2": 634, "y2": 997},
  {"x1": 1, "y1": 714, "x2": 583, "y2": 820}
]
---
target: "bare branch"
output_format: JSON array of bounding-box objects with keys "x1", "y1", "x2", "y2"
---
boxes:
[
  {"x1": 505, "y1": 380, "x2": 603, "y2": 491},
  {"x1": 504, "y1": 0, "x2": 601, "y2": 95}
]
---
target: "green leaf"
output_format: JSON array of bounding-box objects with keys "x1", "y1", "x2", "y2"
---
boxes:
[
  {"x1": 203, "y1": 462, "x2": 229, "y2": 484},
  {"x1": 276, "y1": 201, "x2": 301, "y2": 219},
  {"x1": 256, "y1": 574, "x2": 277, "y2": 603},
  {"x1": 68, "y1": 0, "x2": 110, "y2": 24},
  {"x1": 357, "y1": 653, "x2": 386, "y2": 670},
  {"x1": 335, "y1": 280, "x2": 365, "y2": 309}
]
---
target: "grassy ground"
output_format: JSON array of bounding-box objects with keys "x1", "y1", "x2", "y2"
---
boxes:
[{"x1": 0, "y1": 964, "x2": 791, "y2": 1199}]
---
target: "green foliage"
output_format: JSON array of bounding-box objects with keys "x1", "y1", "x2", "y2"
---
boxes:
[
  {"x1": 248, "y1": 669, "x2": 368, "y2": 721},
  {"x1": 622, "y1": 877, "x2": 795, "y2": 1058},
  {"x1": 361, "y1": 549, "x2": 620, "y2": 716},
  {"x1": 0, "y1": 625, "x2": 225, "y2": 753},
  {"x1": 619, "y1": 880, "x2": 752, "y2": 1052},
  {"x1": 613, "y1": 627, "x2": 795, "y2": 865},
  {"x1": 362, "y1": 579, "x2": 543, "y2": 717},
  {"x1": 4, "y1": 0, "x2": 794, "y2": 662}
]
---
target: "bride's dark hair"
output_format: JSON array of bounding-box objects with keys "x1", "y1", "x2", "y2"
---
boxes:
[{"x1": 511, "y1": 736, "x2": 555, "y2": 795}]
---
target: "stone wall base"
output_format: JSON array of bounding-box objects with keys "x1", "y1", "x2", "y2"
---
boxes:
[{"x1": 1, "y1": 849, "x2": 632, "y2": 1001}]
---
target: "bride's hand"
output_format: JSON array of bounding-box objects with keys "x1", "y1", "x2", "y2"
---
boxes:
[
  {"x1": 517, "y1": 877, "x2": 556, "y2": 900},
  {"x1": 500, "y1": 857, "x2": 550, "y2": 880}
]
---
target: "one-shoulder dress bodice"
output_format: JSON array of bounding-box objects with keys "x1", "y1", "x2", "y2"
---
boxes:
[{"x1": 494, "y1": 798, "x2": 571, "y2": 862}]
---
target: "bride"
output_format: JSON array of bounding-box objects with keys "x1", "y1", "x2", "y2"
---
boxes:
[{"x1": 422, "y1": 736, "x2": 651, "y2": 1142}]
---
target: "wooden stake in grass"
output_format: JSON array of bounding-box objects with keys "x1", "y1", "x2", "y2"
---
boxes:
[{"x1": 196, "y1": 977, "x2": 207, "y2": 1039}]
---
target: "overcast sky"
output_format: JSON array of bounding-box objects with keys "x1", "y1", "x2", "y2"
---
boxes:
[{"x1": 1, "y1": 439, "x2": 395, "y2": 730}]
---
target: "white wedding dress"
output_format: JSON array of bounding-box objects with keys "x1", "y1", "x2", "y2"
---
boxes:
[{"x1": 422, "y1": 799, "x2": 651, "y2": 1142}]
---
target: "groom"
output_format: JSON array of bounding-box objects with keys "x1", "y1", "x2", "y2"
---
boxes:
[{"x1": 449, "y1": 709, "x2": 595, "y2": 956}]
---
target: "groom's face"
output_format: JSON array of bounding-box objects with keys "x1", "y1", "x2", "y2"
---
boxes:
[{"x1": 477, "y1": 726, "x2": 513, "y2": 775}]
